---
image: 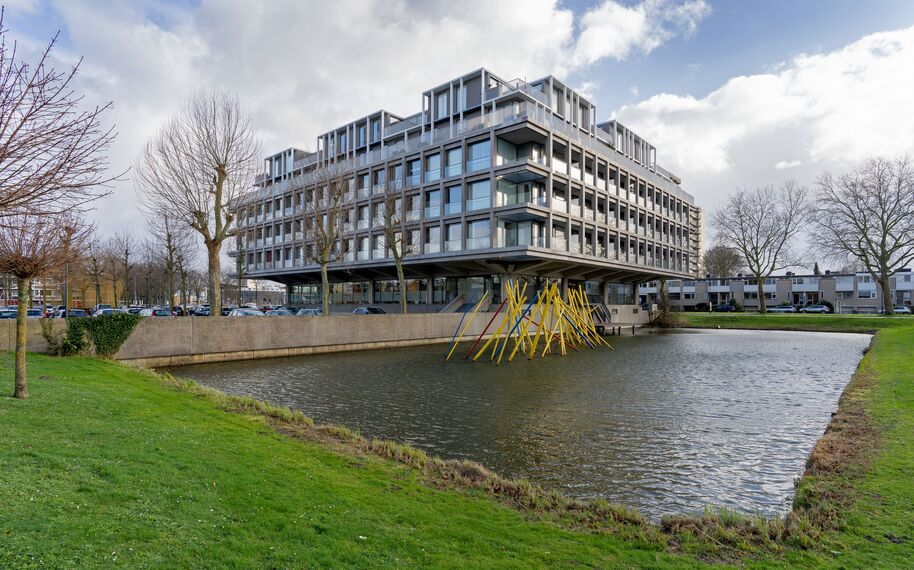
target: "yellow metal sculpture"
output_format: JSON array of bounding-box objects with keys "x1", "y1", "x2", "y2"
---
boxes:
[{"x1": 445, "y1": 281, "x2": 612, "y2": 364}]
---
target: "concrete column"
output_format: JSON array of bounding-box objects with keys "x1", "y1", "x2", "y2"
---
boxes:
[{"x1": 601, "y1": 280, "x2": 609, "y2": 305}]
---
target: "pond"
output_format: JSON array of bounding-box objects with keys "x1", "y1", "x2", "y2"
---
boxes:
[{"x1": 166, "y1": 328, "x2": 870, "y2": 520}]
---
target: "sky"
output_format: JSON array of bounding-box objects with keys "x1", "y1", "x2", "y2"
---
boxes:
[{"x1": 6, "y1": 0, "x2": 914, "y2": 260}]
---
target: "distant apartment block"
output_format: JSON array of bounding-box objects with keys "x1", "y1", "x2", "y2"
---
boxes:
[
  {"x1": 235, "y1": 68, "x2": 702, "y2": 310},
  {"x1": 639, "y1": 270, "x2": 914, "y2": 313}
]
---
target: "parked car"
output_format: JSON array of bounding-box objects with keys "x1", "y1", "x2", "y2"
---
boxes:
[
  {"x1": 0, "y1": 309, "x2": 16, "y2": 319},
  {"x1": 767, "y1": 305, "x2": 797, "y2": 313},
  {"x1": 297, "y1": 308, "x2": 323, "y2": 316},
  {"x1": 228, "y1": 308, "x2": 264, "y2": 317},
  {"x1": 126, "y1": 307, "x2": 144, "y2": 315},
  {"x1": 265, "y1": 309, "x2": 294, "y2": 316},
  {"x1": 93, "y1": 308, "x2": 128, "y2": 317},
  {"x1": 92, "y1": 304, "x2": 113, "y2": 314},
  {"x1": 193, "y1": 305, "x2": 211, "y2": 316},
  {"x1": 221, "y1": 307, "x2": 231, "y2": 316},
  {"x1": 799, "y1": 304, "x2": 831, "y2": 314},
  {"x1": 712, "y1": 304, "x2": 736, "y2": 312},
  {"x1": 893, "y1": 305, "x2": 912, "y2": 314},
  {"x1": 27, "y1": 309, "x2": 43, "y2": 319},
  {"x1": 352, "y1": 306, "x2": 386, "y2": 315},
  {"x1": 138, "y1": 308, "x2": 172, "y2": 317},
  {"x1": 57, "y1": 308, "x2": 88, "y2": 318}
]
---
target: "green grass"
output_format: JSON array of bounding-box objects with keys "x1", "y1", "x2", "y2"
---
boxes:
[
  {"x1": 1, "y1": 315, "x2": 912, "y2": 568},
  {"x1": 676, "y1": 312, "x2": 912, "y2": 333},
  {"x1": 0, "y1": 355, "x2": 709, "y2": 569}
]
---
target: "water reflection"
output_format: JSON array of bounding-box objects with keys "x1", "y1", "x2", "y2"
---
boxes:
[{"x1": 167, "y1": 329, "x2": 869, "y2": 520}]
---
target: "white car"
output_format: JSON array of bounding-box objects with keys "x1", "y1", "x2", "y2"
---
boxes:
[
  {"x1": 228, "y1": 308, "x2": 264, "y2": 317},
  {"x1": 892, "y1": 306, "x2": 912, "y2": 315},
  {"x1": 799, "y1": 304, "x2": 831, "y2": 314},
  {"x1": 767, "y1": 305, "x2": 796, "y2": 313}
]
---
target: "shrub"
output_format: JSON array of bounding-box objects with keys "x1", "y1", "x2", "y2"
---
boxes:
[
  {"x1": 728, "y1": 299, "x2": 744, "y2": 311},
  {"x1": 61, "y1": 317, "x2": 89, "y2": 356},
  {"x1": 83, "y1": 313, "x2": 142, "y2": 357}
]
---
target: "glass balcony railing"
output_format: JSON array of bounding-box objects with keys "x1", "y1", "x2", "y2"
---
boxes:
[
  {"x1": 569, "y1": 204, "x2": 581, "y2": 217},
  {"x1": 466, "y1": 236, "x2": 490, "y2": 250},
  {"x1": 424, "y1": 242, "x2": 441, "y2": 254},
  {"x1": 424, "y1": 205, "x2": 440, "y2": 218},
  {"x1": 357, "y1": 250, "x2": 370, "y2": 260},
  {"x1": 552, "y1": 157, "x2": 567, "y2": 174},
  {"x1": 406, "y1": 174, "x2": 420, "y2": 187},
  {"x1": 357, "y1": 219, "x2": 369, "y2": 230},
  {"x1": 552, "y1": 236, "x2": 567, "y2": 251},
  {"x1": 444, "y1": 239, "x2": 462, "y2": 252},
  {"x1": 551, "y1": 198, "x2": 567, "y2": 213},
  {"x1": 373, "y1": 249, "x2": 387, "y2": 259},
  {"x1": 444, "y1": 202, "x2": 462, "y2": 215},
  {"x1": 466, "y1": 157, "x2": 490, "y2": 172},
  {"x1": 466, "y1": 196, "x2": 490, "y2": 211},
  {"x1": 445, "y1": 164, "x2": 462, "y2": 178}
]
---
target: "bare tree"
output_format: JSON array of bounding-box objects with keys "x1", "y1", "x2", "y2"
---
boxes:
[
  {"x1": 234, "y1": 229, "x2": 247, "y2": 307},
  {"x1": 135, "y1": 91, "x2": 260, "y2": 316},
  {"x1": 299, "y1": 162, "x2": 350, "y2": 315},
  {"x1": 379, "y1": 180, "x2": 417, "y2": 313},
  {"x1": 147, "y1": 213, "x2": 194, "y2": 315},
  {"x1": 110, "y1": 231, "x2": 135, "y2": 306},
  {"x1": 0, "y1": 13, "x2": 119, "y2": 220},
  {"x1": 0, "y1": 213, "x2": 91, "y2": 398},
  {"x1": 701, "y1": 244, "x2": 745, "y2": 278},
  {"x1": 84, "y1": 239, "x2": 105, "y2": 308},
  {"x1": 814, "y1": 156, "x2": 914, "y2": 315},
  {"x1": 712, "y1": 182, "x2": 809, "y2": 313}
]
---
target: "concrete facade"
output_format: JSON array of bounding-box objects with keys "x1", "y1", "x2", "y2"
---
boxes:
[
  {"x1": 235, "y1": 68, "x2": 701, "y2": 312},
  {"x1": 639, "y1": 269, "x2": 914, "y2": 313}
]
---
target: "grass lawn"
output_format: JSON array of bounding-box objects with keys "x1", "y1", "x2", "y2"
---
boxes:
[{"x1": 0, "y1": 315, "x2": 911, "y2": 568}]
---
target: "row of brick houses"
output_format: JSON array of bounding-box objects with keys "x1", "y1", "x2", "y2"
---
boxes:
[{"x1": 639, "y1": 270, "x2": 914, "y2": 313}]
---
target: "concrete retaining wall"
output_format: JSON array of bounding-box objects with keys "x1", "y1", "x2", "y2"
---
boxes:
[{"x1": 3, "y1": 306, "x2": 647, "y2": 367}]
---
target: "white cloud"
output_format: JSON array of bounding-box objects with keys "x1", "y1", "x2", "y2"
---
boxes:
[
  {"x1": 615, "y1": 26, "x2": 914, "y2": 209},
  {"x1": 629, "y1": 85, "x2": 640, "y2": 97},
  {"x1": 572, "y1": 0, "x2": 710, "y2": 67}
]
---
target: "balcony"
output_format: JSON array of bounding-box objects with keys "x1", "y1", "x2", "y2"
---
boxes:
[
  {"x1": 357, "y1": 250, "x2": 370, "y2": 260},
  {"x1": 551, "y1": 198, "x2": 567, "y2": 214},
  {"x1": 568, "y1": 204, "x2": 581, "y2": 217},
  {"x1": 444, "y1": 239, "x2": 462, "y2": 252},
  {"x1": 424, "y1": 205, "x2": 440, "y2": 218},
  {"x1": 444, "y1": 202, "x2": 462, "y2": 216},
  {"x1": 424, "y1": 242, "x2": 441, "y2": 254},
  {"x1": 372, "y1": 249, "x2": 387, "y2": 259},
  {"x1": 466, "y1": 196, "x2": 490, "y2": 211},
  {"x1": 357, "y1": 219, "x2": 369, "y2": 230},
  {"x1": 466, "y1": 236, "x2": 490, "y2": 250},
  {"x1": 552, "y1": 236, "x2": 567, "y2": 251},
  {"x1": 552, "y1": 157, "x2": 567, "y2": 175}
]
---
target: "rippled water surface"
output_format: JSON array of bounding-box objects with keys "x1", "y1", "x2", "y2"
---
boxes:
[{"x1": 167, "y1": 329, "x2": 869, "y2": 519}]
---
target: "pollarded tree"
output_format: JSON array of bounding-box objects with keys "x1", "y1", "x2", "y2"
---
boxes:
[
  {"x1": 0, "y1": 213, "x2": 91, "y2": 398},
  {"x1": 379, "y1": 179, "x2": 417, "y2": 313},
  {"x1": 0, "y1": 12, "x2": 119, "y2": 220},
  {"x1": 299, "y1": 162, "x2": 351, "y2": 316},
  {"x1": 814, "y1": 156, "x2": 914, "y2": 315},
  {"x1": 135, "y1": 91, "x2": 260, "y2": 316},
  {"x1": 701, "y1": 244, "x2": 744, "y2": 278},
  {"x1": 712, "y1": 182, "x2": 809, "y2": 313}
]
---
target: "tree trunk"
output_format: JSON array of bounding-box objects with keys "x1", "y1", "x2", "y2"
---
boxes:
[
  {"x1": 207, "y1": 242, "x2": 222, "y2": 316},
  {"x1": 14, "y1": 276, "x2": 30, "y2": 399},
  {"x1": 757, "y1": 278, "x2": 767, "y2": 314},
  {"x1": 395, "y1": 255, "x2": 407, "y2": 314},
  {"x1": 167, "y1": 266, "x2": 174, "y2": 316},
  {"x1": 112, "y1": 278, "x2": 118, "y2": 309},
  {"x1": 94, "y1": 278, "x2": 101, "y2": 307},
  {"x1": 880, "y1": 275, "x2": 894, "y2": 315},
  {"x1": 320, "y1": 261, "x2": 330, "y2": 316},
  {"x1": 181, "y1": 271, "x2": 188, "y2": 309}
]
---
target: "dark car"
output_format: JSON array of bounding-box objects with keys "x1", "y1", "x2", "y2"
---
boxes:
[
  {"x1": 221, "y1": 307, "x2": 231, "y2": 316},
  {"x1": 352, "y1": 306, "x2": 386, "y2": 315},
  {"x1": 127, "y1": 307, "x2": 144, "y2": 315},
  {"x1": 60, "y1": 308, "x2": 88, "y2": 318},
  {"x1": 265, "y1": 309, "x2": 295, "y2": 316},
  {"x1": 712, "y1": 304, "x2": 736, "y2": 312}
]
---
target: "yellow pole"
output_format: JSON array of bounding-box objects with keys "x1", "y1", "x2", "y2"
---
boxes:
[{"x1": 445, "y1": 291, "x2": 489, "y2": 361}]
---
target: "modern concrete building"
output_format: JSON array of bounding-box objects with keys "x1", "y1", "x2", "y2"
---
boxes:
[
  {"x1": 235, "y1": 68, "x2": 702, "y2": 313},
  {"x1": 639, "y1": 269, "x2": 914, "y2": 313}
]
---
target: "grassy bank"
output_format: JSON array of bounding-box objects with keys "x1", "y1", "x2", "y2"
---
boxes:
[
  {"x1": 675, "y1": 312, "x2": 911, "y2": 333},
  {"x1": 1, "y1": 315, "x2": 911, "y2": 568}
]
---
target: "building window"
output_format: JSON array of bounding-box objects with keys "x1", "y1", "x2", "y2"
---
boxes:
[
  {"x1": 424, "y1": 189, "x2": 441, "y2": 218},
  {"x1": 339, "y1": 132, "x2": 347, "y2": 153},
  {"x1": 445, "y1": 147, "x2": 462, "y2": 177},
  {"x1": 445, "y1": 185, "x2": 462, "y2": 215},
  {"x1": 406, "y1": 159, "x2": 420, "y2": 186},
  {"x1": 358, "y1": 125, "x2": 366, "y2": 147},
  {"x1": 436, "y1": 91, "x2": 448, "y2": 119},
  {"x1": 858, "y1": 290, "x2": 876, "y2": 299},
  {"x1": 466, "y1": 219, "x2": 490, "y2": 250},
  {"x1": 467, "y1": 140, "x2": 491, "y2": 172},
  {"x1": 425, "y1": 225, "x2": 441, "y2": 254},
  {"x1": 425, "y1": 153, "x2": 441, "y2": 182},
  {"x1": 371, "y1": 120, "x2": 381, "y2": 142},
  {"x1": 467, "y1": 179, "x2": 491, "y2": 211},
  {"x1": 445, "y1": 223, "x2": 462, "y2": 252}
]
